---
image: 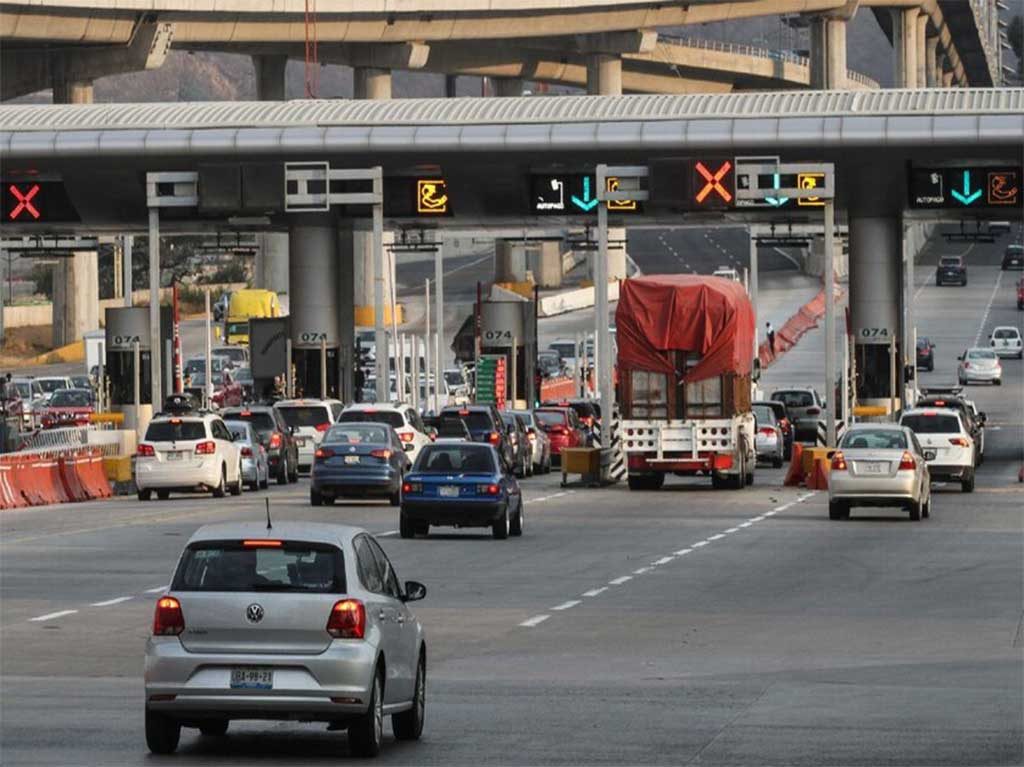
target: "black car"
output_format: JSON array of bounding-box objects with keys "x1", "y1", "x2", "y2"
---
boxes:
[
  {"x1": 536, "y1": 351, "x2": 564, "y2": 379},
  {"x1": 500, "y1": 412, "x2": 531, "y2": 478},
  {"x1": 916, "y1": 337, "x2": 935, "y2": 371},
  {"x1": 439, "y1": 405, "x2": 515, "y2": 470},
  {"x1": 542, "y1": 399, "x2": 601, "y2": 445},
  {"x1": 221, "y1": 405, "x2": 300, "y2": 484},
  {"x1": 935, "y1": 255, "x2": 967, "y2": 286},
  {"x1": 1002, "y1": 244, "x2": 1024, "y2": 271}
]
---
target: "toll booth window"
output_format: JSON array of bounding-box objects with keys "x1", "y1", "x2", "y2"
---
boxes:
[{"x1": 629, "y1": 370, "x2": 668, "y2": 419}]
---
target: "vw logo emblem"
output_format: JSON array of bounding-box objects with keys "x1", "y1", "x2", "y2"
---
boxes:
[
  {"x1": 245, "y1": 603, "x2": 264, "y2": 623},
  {"x1": 349, "y1": 446, "x2": 356, "y2": 453}
]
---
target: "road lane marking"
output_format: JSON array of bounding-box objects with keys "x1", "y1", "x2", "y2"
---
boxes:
[
  {"x1": 29, "y1": 610, "x2": 78, "y2": 622},
  {"x1": 608, "y1": 576, "x2": 632, "y2": 585},
  {"x1": 692, "y1": 541, "x2": 709, "y2": 548},
  {"x1": 972, "y1": 271, "x2": 1004, "y2": 346},
  {"x1": 519, "y1": 614, "x2": 550, "y2": 627},
  {"x1": 551, "y1": 600, "x2": 581, "y2": 611},
  {"x1": 144, "y1": 585, "x2": 169, "y2": 593},
  {"x1": 652, "y1": 556, "x2": 674, "y2": 566},
  {"x1": 724, "y1": 527, "x2": 741, "y2": 533},
  {"x1": 91, "y1": 596, "x2": 133, "y2": 607},
  {"x1": 749, "y1": 515, "x2": 766, "y2": 522},
  {"x1": 763, "y1": 511, "x2": 777, "y2": 516},
  {"x1": 707, "y1": 534, "x2": 725, "y2": 541},
  {"x1": 739, "y1": 522, "x2": 753, "y2": 528},
  {"x1": 582, "y1": 587, "x2": 607, "y2": 598},
  {"x1": 632, "y1": 567, "x2": 651, "y2": 575}
]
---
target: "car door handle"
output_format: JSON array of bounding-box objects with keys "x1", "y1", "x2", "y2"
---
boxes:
[
  {"x1": 378, "y1": 610, "x2": 387, "y2": 621},
  {"x1": 395, "y1": 614, "x2": 405, "y2": 624}
]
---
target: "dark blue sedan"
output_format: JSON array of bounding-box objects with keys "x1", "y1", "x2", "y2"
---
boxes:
[
  {"x1": 310, "y1": 422, "x2": 412, "y2": 507},
  {"x1": 400, "y1": 443, "x2": 523, "y2": 540}
]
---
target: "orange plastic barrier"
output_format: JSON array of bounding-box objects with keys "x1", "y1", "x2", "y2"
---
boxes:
[
  {"x1": 783, "y1": 442, "x2": 805, "y2": 487},
  {"x1": 540, "y1": 376, "x2": 577, "y2": 401},
  {"x1": 58, "y1": 453, "x2": 92, "y2": 502},
  {"x1": 76, "y1": 450, "x2": 113, "y2": 500},
  {"x1": 0, "y1": 464, "x2": 25, "y2": 509},
  {"x1": 0, "y1": 447, "x2": 112, "y2": 509},
  {"x1": 805, "y1": 457, "x2": 831, "y2": 490}
]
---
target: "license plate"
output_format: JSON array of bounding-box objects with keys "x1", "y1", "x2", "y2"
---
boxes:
[
  {"x1": 859, "y1": 462, "x2": 887, "y2": 474},
  {"x1": 295, "y1": 438, "x2": 307, "y2": 447},
  {"x1": 440, "y1": 485, "x2": 460, "y2": 498},
  {"x1": 166, "y1": 451, "x2": 183, "y2": 461},
  {"x1": 230, "y1": 667, "x2": 273, "y2": 690},
  {"x1": 345, "y1": 455, "x2": 360, "y2": 464}
]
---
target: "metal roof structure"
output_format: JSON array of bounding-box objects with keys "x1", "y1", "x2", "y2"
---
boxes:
[{"x1": 2, "y1": 89, "x2": 1022, "y2": 158}]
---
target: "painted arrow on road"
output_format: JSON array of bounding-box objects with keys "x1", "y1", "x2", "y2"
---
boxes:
[{"x1": 950, "y1": 170, "x2": 982, "y2": 206}]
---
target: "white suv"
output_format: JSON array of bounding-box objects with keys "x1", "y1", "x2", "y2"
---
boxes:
[
  {"x1": 899, "y1": 407, "x2": 975, "y2": 493},
  {"x1": 990, "y1": 326, "x2": 1023, "y2": 359},
  {"x1": 274, "y1": 399, "x2": 344, "y2": 473},
  {"x1": 338, "y1": 403, "x2": 430, "y2": 462},
  {"x1": 136, "y1": 413, "x2": 243, "y2": 500}
]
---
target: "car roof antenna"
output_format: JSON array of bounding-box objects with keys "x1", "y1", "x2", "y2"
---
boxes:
[{"x1": 265, "y1": 498, "x2": 273, "y2": 531}]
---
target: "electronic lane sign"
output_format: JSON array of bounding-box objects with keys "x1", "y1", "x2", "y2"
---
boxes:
[
  {"x1": 530, "y1": 173, "x2": 642, "y2": 215},
  {"x1": 2, "y1": 180, "x2": 80, "y2": 223},
  {"x1": 383, "y1": 177, "x2": 453, "y2": 217},
  {"x1": 908, "y1": 165, "x2": 1022, "y2": 209},
  {"x1": 646, "y1": 157, "x2": 734, "y2": 212}
]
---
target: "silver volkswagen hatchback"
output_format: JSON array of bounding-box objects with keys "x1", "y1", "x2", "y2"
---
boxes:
[{"x1": 144, "y1": 521, "x2": 427, "y2": 757}]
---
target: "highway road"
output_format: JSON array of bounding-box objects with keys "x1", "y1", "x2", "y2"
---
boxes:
[{"x1": 1, "y1": 230, "x2": 1021, "y2": 765}]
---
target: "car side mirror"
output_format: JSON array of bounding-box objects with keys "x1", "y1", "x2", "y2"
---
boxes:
[
  {"x1": 402, "y1": 580, "x2": 427, "y2": 602},
  {"x1": 923, "y1": 450, "x2": 937, "y2": 461},
  {"x1": 957, "y1": 355, "x2": 964, "y2": 361},
  {"x1": 403, "y1": 442, "x2": 415, "y2": 452},
  {"x1": 978, "y1": 412, "x2": 987, "y2": 424},
  {"x1": 751, "y1": 357, "x2": 762, "y2": 383}
]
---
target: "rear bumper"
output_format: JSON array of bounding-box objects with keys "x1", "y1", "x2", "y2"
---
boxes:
[
  {"x1": 992, "y1": 347, "x2": 1021, "y2": 358},
  {"x1": 400, "y1": 498, "x2": 504, "y2": 526},
  {"x1": 928, "y1": 463, "x2": 971, "y2": 481},
  {"x1": 960, "y1": 368, "x2": 1001, "y2": 382},
  {"x1": 830, "y1": 472, "x2": 918, "y2": 502},
  {"x1": 311, "y1": 467, "x2": 398, "y2": 496},
  {"x1": 241, "y1": 459, "x2": 260, "y2": 482},
  {"x1": 136, "y1": 460, "x2": 223, "y2": 491},
  {"x1": 627, "y1": 452, "x2": 735, "y2": 475}
]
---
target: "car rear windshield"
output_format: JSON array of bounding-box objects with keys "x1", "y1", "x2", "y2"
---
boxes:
[
  {"x1": 339, "y1": 410, "x2": 405, "y2": 428},
  {"x1": 224, "y1": 422, "x2": 253, "y2": 442},
  {"x1": 326, "y1": 424, "x2": 390, "y2": 444},
  {"x1": 966, "y1": 349, "x2": 996, "y2": 359},
  {"x1": 172, "y1": 540, "x2": 345, "y2": 593},
  {"x1": 414, "y1": 444, "x2": 496, "y2": 473},
  {"x1": 437, "y1": 418, "x2": 469, "y2": 438},
  {"x1": 534, "y1": 410, "x2": 569, "y2": 427},
  {"x1": 37, "y1": 379, "x2": 68, "y2": 393},
  {"x1": 901, "y1": 414, "x2": 961, "y2": 434},
  {"x1": 49, "y1": 389, "x2": 92, "y2": 407},
  {"x1": 145, "y1": 420, "x2": 207, "y2": 441},
  {"x1": 771, "y1": 391, "x2": 814, "y2": 408},
  {"x1": 940, "y1": 257, "x2": 961, "y2": 266},
  {"x1": 225, "y1": 410, "x2": 277, "y2": 434},
  {"x1": 840, "y1": 430, "x2": 907, "y2": 450},
  {"x1": 752, "y1": 405, "x2": 775, "y2": 425},
  {"x1": 993, "y1": 328, "x2": 1019, "y2": 339},
  {"x1": 442, "y1": 410, "x2": 494, "y2": 431},
  {"x1": 278, "y1": 406, "x2": 332, "y2": 428}
]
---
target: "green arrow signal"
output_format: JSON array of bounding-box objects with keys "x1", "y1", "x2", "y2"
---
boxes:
[
  {"x1": 570, "y1": 176, "x2": 599, "y2": 212},
  {"x1": 950, "y1": 170, "x2": 982, "y2": 206}
]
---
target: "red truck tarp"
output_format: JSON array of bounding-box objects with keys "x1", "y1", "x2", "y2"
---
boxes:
[{"x1": 616, "y1": 275, "x2": 755, "y2": 382}]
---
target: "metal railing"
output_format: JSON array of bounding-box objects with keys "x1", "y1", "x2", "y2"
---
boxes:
[{"x1": 11, "y1": 424, "x2": 124, "y2": 458}]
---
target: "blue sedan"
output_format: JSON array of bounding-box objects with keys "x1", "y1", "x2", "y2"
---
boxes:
[
  {"x1": 310, "y1": 423, "x2": 412, "y2": 507},
  {"x1": 400, "y1": 443, "x2": 523, "y2": 540}
]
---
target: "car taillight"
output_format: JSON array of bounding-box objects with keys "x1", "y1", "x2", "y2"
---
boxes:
[
  {"x1": 137, "y1": 443, "x2": 155, "y2": 457},
  {"x1": 758, "y1": 427, "x2": 776, "y2": 436},
  {"x1": 898, "y1": 451, "x2": 916, "y2": 471},
  {"x1": 963, "y1": 362, "x2": 970, "y2": 369},
  {"x1": 487, "y1": 431, "x2": 501, "y2": 445},
  {"x1": 477, "y1": 483, "x2": 500, "y2": 495},
  {"x1": 326, "y1": 599, "x2": 365, "y2": 639},
  {"x1": 949, "y1": 437, "x2": 970, "y2": 447},
  {"x1": 240, "y1": 446, "x2": 252, "y2": 457},
  {"x1": 398, "y1": 432, "x2": 415, "y2": 443},
  {"x1": 583, "y1": 416, "x2": 594, "y2": 426},
  {"x1": 153, "y1": 596, "x2": 185, "y2": 636},
  {"x1": 195, "y1": 440, "x2": 216, "y2": 455},
  {"x1": 403, "y1": 481, "x2": 421, "y2": 494},
  {"x1": 549, "y1": 425, "x2": 567, "y2": 435},
  {"x1": 269, "y1": 432, "x2": 282, "y2": 449},
  {"x1": 428, "y1": 433, "x2": 436, "y2": 442},
  {"x1": 807, "y1": 407, "x2": 821, "y2": 416},
  {"x1": 831, "y1": 451, "x2": 847, "y2": 471},
  {"x1": 315, "y1": 422, "x2": 331, "y2": 432},
  {"x1": 315, "y1": 447, "x2": 334, "y2": 459},
  {"x1": 370, "y1": 448, "x2": 392, "y2": 460}
]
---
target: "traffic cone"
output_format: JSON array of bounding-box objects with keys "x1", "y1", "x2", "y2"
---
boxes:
[
  {"x1": 807, "y1": 457, "x2": 830, "y2": 490},
  {"x1": 783, "y1": 442, "x2": 804, "y2": 487}
]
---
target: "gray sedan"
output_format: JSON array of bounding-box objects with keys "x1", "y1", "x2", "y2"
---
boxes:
[
  {"x1": 145, "y1": 521, "x2": 427, "y2": 757},
  {"x1": 828, "y1": 424, "x2": 932, "y2": 521}
]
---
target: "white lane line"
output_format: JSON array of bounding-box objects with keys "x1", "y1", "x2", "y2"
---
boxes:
[
  {"x1": 972, "y1": 271, "x2": 1005, "y2": 346},
  {"x1": 707, "y1": 534, "x2": 725, "y2": 541},
  {"x1": 749, "y1": 515, "x2": 766, "y2": 522},
  {"x1": 582, "y1": 587, "x2": 608, "y2": 598},
  {"x1": 91, "y1": 596, "x2": 133, "y2": 607},
  {"x1": 633, "y1": 566, "x2": 651, "y2": 575},
  {"x1": 144, "y1": 585, "x2": 169, "y2": 593},
  {"x1": 608, "y1": 576, "x2": 633, "y2": 586},
  {"x1": 29, "y1": 610, "x2": 78, "y2": 622},
  {"x1": 551, "y1": 600, "x2": 581, "y2": 611},
  {"x1": 763, "y1": 511, "x2": 777, "y2": 517},
  {"x1": 739, "y1": 522, "x2": 753, "y2": 528},
  {"x1": 724, "y1": 527, "x2": 740, "y2": 533},
  {"x1": 692, "y1": 541, "x2": 709, "y2": 548},
  {"x1": 376, "y1": 530, "x2": 399, "y2": 538},
  {"x1": 519, "y1": 614, "x2": 550, "y2": 627},
  {"x1": 652, "y1": 556, "x2": 674, "y2": 566},
  {"x1": 673, "y1": 548, "x2": 692, "y2": 556}
]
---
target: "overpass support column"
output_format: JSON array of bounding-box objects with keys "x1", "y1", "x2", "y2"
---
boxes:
[
  {"x1": 925, "y1": 36, "x2": 939, "y2": 87},
  {"x1": 254, "y1": 55, "x2": 287, "y2": 101},
  {"x1": 494, "y1": 241, "x2": 563, "y2": 289},
  {"x1": 51, "y1": 76, "x2": 99, "y2": 348},
  {"x1": 253, "y1": 54, "x2": 290, "y2": 296},
  {"x1": 809, "y1": 16, "x2": 848, "y2": 89},
  {"x1": 493, "y1": 78, "x2": 523, "y2": 97},
  {"x1": 848, "y1": 215, "x2": 902, "y2": 410},
  {"x1": 915, "y1": 14, "x2": 929, "y2": 89},
  {"x1": 892, "y1": 8, "x2": 919, "y2": 88}
]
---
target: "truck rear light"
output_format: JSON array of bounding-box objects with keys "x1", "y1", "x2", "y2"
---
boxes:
[
  {"x1": 370, "y1": 448, "x2": 392, "y2": 459},
  {"x1": 153, "y1": 597, "x2": 185, "y2": 636},
  {"x1": 327, "y1": 599, "x2": 365, "y2": 639},
  {"x1": 831, "y1": 451, "x2": 847, "y2": 471},
  {"x1": 949, "y1": 437, "x2": 970, "y2": 447},
  {"x1": 315, "y1": 447, "x2": 334, "y2": 459},
  {"x1": 807, "y1": 407, "x2": 821, "y2": 416},
  {"x1": 137, "y1": 443, "x2": 155, "y2": 457},
  {"x1": 195, "y1": 440, "x2": 216, "y2": 455},
  {"x1": 898, "y1": 451, "x2": 916, "y2": 471}
]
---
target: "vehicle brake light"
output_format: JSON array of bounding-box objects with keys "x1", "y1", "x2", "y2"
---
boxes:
[
  {"x1": 137, "y1": 443, "x2": 155, "y2": 457},
  {"x1": 402, "y1": 481, "x2": 421, "y2": 494},
  {"x1": 240, "y1": 446, "x2": 252, "y2": 457},
  {"x1": 195, "y1": 440, "x2": 216, "y2": 455},
  {"x1": 477, "y1": 483, "x2": 500, "y2": 495},
  {"x1": 269, "y1": 433, "x2": 282, "y2": 449},
  {"x1": 758, "y1": 427, "x2": 776, "y2": 436},
  {"x1": 898, "y1": 451, "x2": 916, "y2": 471},
  {"x1": 831, "y1": 451, "x2": 847, "y2": 471},
  {"x1": 240, "y1": 410, "x2": 252, "y2": 416},
  {"x1": 315, "y1": 447, "x2": 334, "y2": 459},
  {"x1": 963, "y1": 362, "x2": 970, "y2": 369},
  {"x1": 153, "y1": 596, "x2": 185, "y2": 636},
  {"x1": 243, "y1": 539, "x2": 282, "y2": 547},
  {"x1": 807, "y1": 407, "x2": 821, "y2": 416},
  {"x1": 398, "y1": 432, "x2": 415, "y2": 443},
  {"x1": 458, "y1": 409, "x2": 470, "y2": 416},
  {"x1": 949, "y1": 437, "x2": 970, "y2": 447},
  {"x1": 933, "y1": 401, "x2": 946, "y2": 406},
  {"x1": 315, "y1": 422, "x2": 331, "y2": 432},
  {"x1": 370, "y1": 448, "x2": 392, "y2": 459},
  {"x1": 327, "y1": 599, "x2": 365, "y2": 639},
  {"x1": 487, "y1": 431, "x2": 501, "y2": 445},
  {"x1": 170, "y1": 418, "x2": 182, "y2": 425}
]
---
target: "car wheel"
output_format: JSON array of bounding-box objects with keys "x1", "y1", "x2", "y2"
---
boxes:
[
  {"x1": 772, "y1": 454, "x2": 784, "y2": 469},
  {"x1": 927, "y1": 361, "x2": 934, "y2": 372},
  {"x1": 259, "y1": 472, "x2": 269, "y2": 490},
  {"x1": 276, "y1": 461, "x2": 288, "y2": 486},
  {"x1": 961, "y1": 470, "x2": 975, "y2": 493},
  {"x1": 510, "y1": 499, "x2": 524, "y2": 537},
  {"x1": 828, "y1": 500, "x2": 849, "y2": 520},
  {"x1": 399, "y1": 513, "x2": 416, "y2": 539},
  {"x1": 230, "y1": 466, "x2": 243, "y2": 496},
  {"x1": 389, "y1": 481, "x2": 402, "y2": 508},
  {"x1": 138, "y1": 489, "x2": 152, "y2": 502},
  {"x1": 310, "y1": 488, "x2": 323, "y2": 507},
  {"x1": 348, "y1": 668, "x2": 384, "y2": 758},
  {"x1": 392, "y1": 651, "x2": 426, "y2": 741},
  {"x1": 248, "y1": 479, "x2": 259, "y2": 492},
  {"x1": 922, "y1": 496, "x2": 930, "y2": 519},
  {"x1": 198, "y1": 719, "x2": 229, "y2": 737},
  {"x1": 156, "y1": 490, "x2": 170, "y2": 501},
  {"x1": 994, "y1": 378, "x2": 1002, "y2": 386},
  {"x1": 908, "y1": 499, "x2": 921, "y2": 521},
  {"x1": 212, "y1": 467, "x2": 226, "y2": 498},
  {"x1": 289, "y1": 467, "x2": 299, "y2": 483},
  {"x1": 492, "y1": 506, "x2": 510, "y2": 540},
  {"x1": 145, "y1": 708, "x2": 180, "y2": 755}
]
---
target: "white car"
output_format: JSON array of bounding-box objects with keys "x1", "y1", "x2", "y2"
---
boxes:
[
  {"x1": 136, "y1": 413, "x2": 244, "y2": 500},
  {"x1": 989, "y1": 326, "x2": 1023, "y2": 359},
  {"x1": 957, "y1": 347, "x2": 1002, "y2": 385},
  {"x1": 274, "y1": 399, "x2": 344, "y2": 473},
  {"x1": 899, "y1": 408, "x2": 975, "y2": 493},
  {"x1": 338, "y1": 403, "x2": 430, "y2": 462},
  {"x1": 510, "y1": 410, "x2": 553, "y2": 474}
]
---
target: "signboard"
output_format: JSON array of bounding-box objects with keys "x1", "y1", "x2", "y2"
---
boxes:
[
  {"x1": 2, "y1": 181, "x2": 80, "y2": 223},
  {"x1": 249, "y1": 317, "x2": 290, "y2": 380},
  {"x1": 796, "y1": 172, "x2": 826, "y2": 207},
  {"x1": 383, "y1": 177, "x2": 453, "y2": 217},
  {"x1": 908, "y1": 165, "x2": 1022, "y2": 209},
  {"x1": 530, "y1": 174, "x2": 642, "y2": 215},
  {"x1": 480, "y1": 300, "x2": 528, "y2": 348},
  {"x1": 104, "y1": 307, "x2": 150, "y2": 352},
  {"x1": 647, "y1": 157, "x2": 733, "y2": 211},
  {"x1": 475, "y1": 355, "x2": 507, "y2": 409}
]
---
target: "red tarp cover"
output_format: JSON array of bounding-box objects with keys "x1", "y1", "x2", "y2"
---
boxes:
[{"x1": 616, "y1": 275, "x2": 755, "y2": 382}]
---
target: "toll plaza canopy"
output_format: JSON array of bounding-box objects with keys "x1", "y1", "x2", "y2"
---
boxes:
[{"x1": 615, "y1": 275, "x2": 755, "y2": 383}]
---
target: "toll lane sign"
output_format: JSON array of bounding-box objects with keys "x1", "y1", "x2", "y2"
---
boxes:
[
  {"x1": 530, "y1": 174, "x2": 642, "y2": 215},
  {"x1": 2, "y1": 180, "x2": 80, "y2": 223},
  {"x1": 908, "y1": 165, "x2": 1022, "y2": 209}
]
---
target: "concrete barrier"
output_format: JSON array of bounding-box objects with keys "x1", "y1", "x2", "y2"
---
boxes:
[
  {"x1": 0, "y1": 447, "x2": 112, "y2": 508},
  {"x1": 538, "y1": 281, "x2": 620, "y2": 318}
]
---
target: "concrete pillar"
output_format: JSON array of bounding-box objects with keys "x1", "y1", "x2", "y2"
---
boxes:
[
  {"x1": 586, "y1": 54, "x2": 622, "y2": 96},
  {"x1": 892, "y1": 8, "x2": 919, "y2": 88},
  {"x1": 337, "y1": 224, "x2": 356, "y2": 404},
  {"x1": 354, "y1": 67, "x2": 392, "y2": 100},
  {"x1": 915, "y1": 14, "x2": 929, "y2": 89},
  {"x1": 253, "y1": 54, "x2": 287, "y2": 100},
  {"x1": 493, "y1": 78, "x2": 523, "y2": 97},
  {"x1": 942, "y1": 71, "x2": 954, "y2": 88},
  {"x1": 52, "y1": 79, "x2": 93, "y2": 106},
  {"x1": 531, "y1": 241, "x2": 563, "y2": 289},
  {"x1": 289, "y1": 213, "x2": 340, "y2": 398},
  {"x1": 445, "y1": 75, "x2": 458, "y2": 98},
  {"x1": 809, "y1": 17, "x2": 848, "y2": 90},
  {"x1": 925, "y1": 36, "x2": 939, "y2": 87},
  {"x1": 496, "y1": 241, "x2": 565, "y2": 288},
  {"x1": 494, "y1": 240, "x2": 524, "y2": 283}
]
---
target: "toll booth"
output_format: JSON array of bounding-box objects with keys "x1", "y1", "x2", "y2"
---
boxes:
[
  {"x1": 105, "y1": 306, "x2": 171, "y2": 431},
  {"x1": 479, "y1": 297, "x2": 536, "y2": 408},
  {"x1": 249, "y1": 317, "x2": 290, "y2": 402}
]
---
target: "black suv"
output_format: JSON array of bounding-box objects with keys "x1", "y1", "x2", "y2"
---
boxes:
[
  {"x1": 439, "y1": 405, "x2": 515, "y2": 471},
  {"x1": 916, "y1": 337, "x2": 935, "y2": 371},
  {"x1": 1002, "y1": 244, "x2": 1023, "y2": 271},
  {"x1": 936, "y1": 255, "x2": 967, "y2": 286},
  {"x1": 221, "y1": 405, "x2": 299, "y2": 484}
]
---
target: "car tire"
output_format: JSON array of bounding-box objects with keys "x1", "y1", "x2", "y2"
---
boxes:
[
  {"x1": 399, "y1": 513, "x2": 416, "y2": 539},
  {"x1": 772, "y1": 454, "x2": 784, "y2": 469},
  {"x1": 927, "y1": 361, "x2": 934, "y2": 372},
  {"x1": 198, "y1": 719, "x2": 229, "y2": 737},
  {"x1": 908, "y1": 499, "x2": 921, "y2": 521},
  {"x1": 212, "y1": 467, "x2": 226, "y2": 498},
  {"x1": 348, "y1": 669, "x2": 384, "y2": 758},
  {"x1": 922, "y1": 496, "x2": 930, "y2": 519},
  {"x1": 231, "y1": 466, "x2": 243, "y2": 496},
  {"x1": 276, "y1": 462, "x2": 288, "y2": 486},
  {"x1": 510, "y1": 499, "x2": 524, "y2": 537},
  {"x1": 156, "y1": 490, "x2": 170, "y2": 501},
  {"x1": 389, "y1": 483, "x2": 402, "y2": 508},
  {"x1": 828, "y1": 500, "x2": 849, "y2": 520},
  {"x1": 994, "y1": 378, "x2": 1002, "y2": 386},
  {"x1": 248, "y1": 479, "x2": 259, "y2": 492},
  {"x1": 138, "y1": 489, "x2": 152, "y2": 502},
  {"x1": 145, "y1": 708, "x2": 180, "y2": 755},
  {"x1": 492, "y1": 506, "x2": 510, "y2": 540},
  {"x1": 392, "y1": 651, "x2": 426, "y2": 741},
  {"x1": 961, "y1": 470, "x2": 975, "y2": 493},
  {"x1": 310, "y1": 488, "x2": 323, "y2": 507},
  {"x1": 259, "y1": 473, "x2": 269, "y2": 490}
]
